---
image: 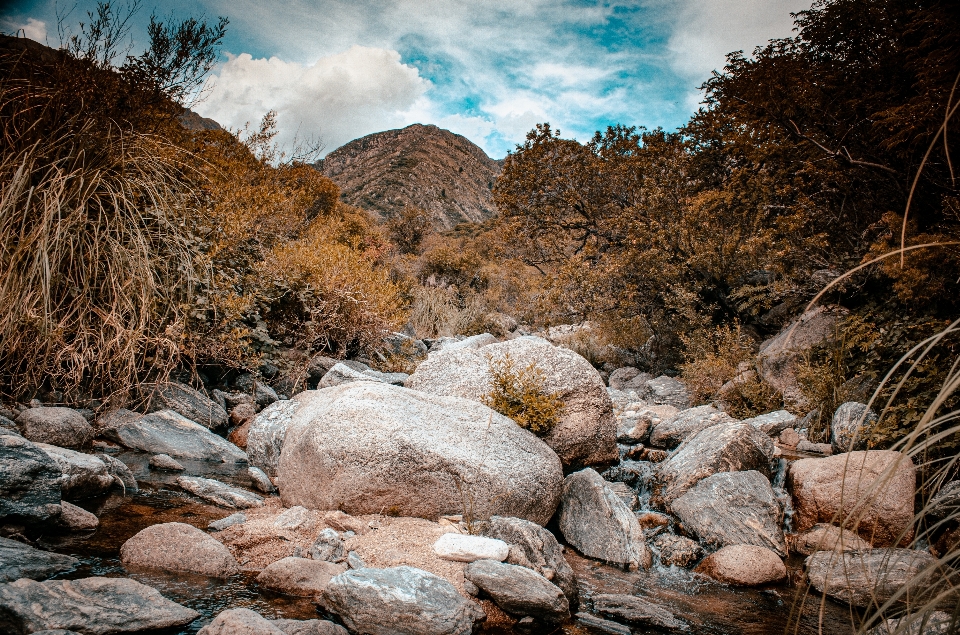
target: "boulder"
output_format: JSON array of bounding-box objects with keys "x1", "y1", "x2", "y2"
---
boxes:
[
  {"x1": 0, "y1": 432, "x2": 63, "y2": 523},
  {"x1": 177, "y1": 476, "x2": 264, "y2": 509},
  {"x1": 741, "y1": 410, "x2": 797, "y2": 436},
  {"x1": 609, "y1": 368, "x2": 654, "y2": 391},
  {"x1": 14, "y1": 408, "x2": 92, "y2": 448},
  {"x1": 120, "y1": 522, "x2": 240, "y2": 578},
  {"x1": 792, "y1": 523, "x2": 873, "y2": 556},
  {"x1": 483, "y1": 515, "x2": 578, "y2": 604},
  {"x1": 57, "y1": 501, "x2": 98, "y2": 531},
  {"x1": 272, "y1": 618, "x2": 349, "y2": 635},
  {"x1": 0, "y1": 577, "x2": 200, "y2": 634},
  {"x1": 247, "y1": 399, "x2": 302, "y2": 477},
  {"x1": 640, "y1": 376, "x2": 690, "y2": 409},
  {"x1": 311, "y1": 528, "x2": 346, "y2": 563},
  {"x1": 463, "y1": 559, "x2": 569, "y2": 623},
  {"x1": 235, "y1": 374, "x2": 280, "y2": 407},
  {"x1": 320, "y1": 363, "x2": 387, "y2": 388},
  {"x1": 805, "y1": 549, "x2": 938, "y2": 607},
  {"x1": 108, "y1": 410, "x2": 247, "y2": 462},
  {"x1": 788, "y1": 450, "x2": 916, "y2": 547},
  {"x1": 277, "y1": 383, "x2": 563, "y2": 525},
  {"x1": 95, "y1": 453, "x2": 137, "y2": 493},
  {"x1": 433, "y1": 533, "x2": 509, "y2": 562},
  {"x1": 654, "y1": 421, "x2": 775, "y2": 509},
  {"x1": 558, "y1": 468, "x2": 651, "y2": 570},
  {"x1": 651, "y1": 534, "x2": 703, "y2": 568},
  {"x1": 648, "y1": 406, "x2": 737, "y2": 449},
  {"x1": 694, "y1": 545, "x2": 786, "y2": 586},
  {"x1": 927, "y1": 481, "x2": 960, "y2": 520},
  {"x1": 868, "y1": 611, "x2": 954, "y2": 635},
  {"x1": 429, "y1": 333, "x2": 497, "y2": 353},
  {"x1": 0, "y1": 536, "x2": 79, "y2": 582},
  {"x1": 256, "y1": 557, "x2": 346, "y2": 597},
  {"x1": 138, "y1": 381, "x2": 229, "y2": 429},
  {"x1": 605, "y1": 481, "x2": 639, "y2": 511},
  {"x1": 601, "y1": 460, "x2": 654, "y2": 490},
  {"x1": 149, "y1": 453, "x2": 184, "y2": 470},
  {"x1": 405, "y1": 336, "x2": 618, "y2": 468},
  {"x1": 198, "y1": 608, "x2": 285, "y2": 635},
  {"x1": 0, "y1": 414, "x2": 19, "y2": 435},
  {"x1": 831, "y1": 402, "x2": 878, "y2": 453},
  {"x1": 591, "y1": 594, "x2": 687, "y2": 631},
  {"x1": 249, "y1": 466, "x2": 276, "y2": 493},
  {"x1": 671, "y1": 470, "x2": 786, "y2": 556},
  {"x1": 758, "y1": 306, "x2": 843, "y2": 409},
  {"x1": 319, "y1": 566, "x2": 485, "y2": 635},
  {"x1": 35, "y1": 444, "x2": 113, "y2": 500},
  {"x1": 346, "y1": 551, "x2": 366, "y2": 569}
]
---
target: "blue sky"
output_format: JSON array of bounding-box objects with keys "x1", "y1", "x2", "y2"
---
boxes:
[{"x1": 2, "y1": 0, "x2": 811, "y2": 157}]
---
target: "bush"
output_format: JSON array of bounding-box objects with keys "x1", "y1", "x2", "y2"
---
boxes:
[{"x1": 482, "y1": 353, "x2": 564, "y2": 436}]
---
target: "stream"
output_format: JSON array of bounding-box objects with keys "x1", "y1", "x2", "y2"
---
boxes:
[{"x1": 34, "y1": 450, "x2": 857, "y2": 635}]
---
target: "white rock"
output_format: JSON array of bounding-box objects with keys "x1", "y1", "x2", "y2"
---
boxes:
[
  {"x1": 274, "y1": 506, "x2": 313, "y2": 531},
  {"x1": 432, "y1": 533, "x2": 510, "y2": 562}
]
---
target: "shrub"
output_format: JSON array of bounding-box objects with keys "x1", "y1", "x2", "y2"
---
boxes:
[
  {"x1": 482, "y1": 353, "x2": 564, "y2": 436},
  {"x1": 680, "y1": 322, "x2": 758, "y2": 404}
]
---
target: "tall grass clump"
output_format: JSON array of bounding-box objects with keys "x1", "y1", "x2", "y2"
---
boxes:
[{"x1": 483, "y1": 353, "x2": 564, "y2": 436}]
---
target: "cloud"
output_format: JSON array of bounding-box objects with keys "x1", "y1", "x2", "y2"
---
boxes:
[
  {"x1": 3, "y1": 17, "x2": 47, "y2": 43},
  {"x1": 194, "y1": 46, "x2": 429, "y2": 155}
]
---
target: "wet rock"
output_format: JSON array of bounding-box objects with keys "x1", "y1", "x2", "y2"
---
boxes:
[
  {"x1": 109, "y1": 410, "x2": 247, "y2": 462},
  {"x1": 600, "y1": 460, "x2": 654, "y2": 490},
  {"x1": 655, "y1": 421, "x2": 775, "y2": 509},
  {"x1": 636, "y1": 512, "x2": 671, "y2": 533},
  {"x1": 652, "y1": 534, "x2": 703, "y2": 568},
  {"x1": 558, "y1": 468, "x2": 651, "y2": 570},
  {"x1": 0, "y1": 432, "x2": 63, "y2": 523},
  {"x1": 605, "y1": 481, "x2": 639, "y2": 511},
  {"x1": 249, "y1": 466, "x2": 276, "y2": 493},
  {"x1": 671, "y1": 470, "x2": 786, "y2": 556},
  {"x1": 256, "y1": 557, "x2": 346, "y2": 597},
  {"x1": 433, "y1": 533, "x2": 509, "y2": 562},
  {"x1": 639, "y1": 376, "x2": 691, "y2": 410},
  {"x1": 121, "y1": 521, "x2": 240, "y2": 578},
  {"x1": 576, "y1": 612, "x2": 632, "y2": 635},
  {"x1": 792, "y1": 523, "x2": 873, "y2": 556},
  {"x1": 641, "y1": 448, "x2": 668, "y2": 463},
  {"x1": 35, "y1": 444, "x2": 113, "y2": 500},
  {"x1": 406, "y1": 336, "x2": 618, "y2": 468},
  {"x1": 198, "y1": 607, "x2": 285, "y2": 634},
  {"x1": 14, "y1": 407, "x2": 93, "y2": 448},
  {"x1": 649, "y1": 405, "x2": 737, "y2": 449},
  {"x1": 0, "y1": 536, "x2": 79, "y2": 582},
  {"x1": 319, "y1": 566, "x2": 485, "y2": 635},
  {"x1": 138, "y1": 381, "x2": 229, "y2": 430},
  {"x1": 0, "y1": 415, "x2": 19, "y2": 435},
  {"x1": 741, "y1": 410, "x2": 797, "y2": 436},
  {"x1": 95, "y1": 453, "x2": 137, "y2": 493},
  {"x1": 149, "y1": 453, "x2": 184, "y2": 470},
  {"x1": 277, "y1": 383, "x2": 563, "y2": 525},
  {"x1": 789, "y1": 450, "x2": 915, "y2": 547},
  {"x1": 484, "y1": 515, "x2": 579, "y2": 604},
  {"x1": 927, "y1": 481, "x2": 960, "y2": 520},
  {"x1": 235, "y1": 374, "x2": 280, "y2": 407},
  {"x1": 805, "y1": 549, "x2": 938, "y2": 607},
  {"x1": 274, "y1": 506, "x2": 313, "y2": 531},
  {"x1": 247, "y1": 399, "x2": 302, "y2": 477},
  {"x1": 591, "y1": 593, "x2": 688, "y2": 631},
  {"x1": 209, "y1": 512, "x2": 246, "y2": 532},
  {"x1": 272, "y1": 618, "x2": 349, "y2": 635},
  {"x1": 868, "y1": 611, "x2": 954, "y2": 635},
  {"x1": 310, "y1": 528, "x2": 346, "y2": 563},
  {"x1": 831, "y1": 402, "x2": 878, "y2": 453},
  {"x1": 465, "y1": 559, "x2": 569, "y2": 623},
  {"x1": 0, "y1": 576, "x2": 200, "y2": 634},
  {"x1": 56, "y1": 501, "x2": 98, "y2": 531},
  {"x1": 694, "y1": 545, "x2": 786, "y2": 586},
  {"x1": 177, "y1": 475, "x2": 264, "y2": 509}
]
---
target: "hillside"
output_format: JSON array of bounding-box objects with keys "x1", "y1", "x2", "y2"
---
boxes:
[{"x1": 319, "y1": 124, "x2": 501, "y2": 229}]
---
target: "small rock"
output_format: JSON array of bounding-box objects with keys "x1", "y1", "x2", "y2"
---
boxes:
[
  {"x1": 234, "y1": 374, "x2": 280, "y2": 407},
  {"x1": 95, "y1": 453, "x2": 137, "y2": 493},
  {"x1": 310, "y1": 528, "x2": 345, "y2": 563},
  {"x1": 605, "y1": 481, "x2": 639, "y2": 511},
  {"x1": 121, "y1": 522, "x2": 240, "y2": 578},
  {"x1": 640, "y1": 376, "x2": 691, "y2": 409},
  {"x1": 56, "y1": 501, "x2": 98, "y2": 532},
  {"x1": 805, "y1": 548, "x2": 938, "y2": 608},
  {"x1": 149, "y1": 453, "x2": 184, "y2": 471},
  {"x1": 35, "y1": 444, "x2": 113, "y2": 500},
  {"x1": 14, "y1": 407, "x2": 93, "y2": 448},
  {"x1": 177, "y1": 476, "x2": 264, "y2": 509},
  {"x1": 796, "y1": 440, "x2": 832, "y2": 455},
  {"x1": 831, "y1": 402, "x2": 878, "y2": 453},
  {"x1": 867, "y1": 611, "x2": 954, "y2": 635},
  {"x1": 576, "y1": 612, "x2": 633, "y2": 635},
  {"x1": 463, "y1": 579, "x2": 479, "y2": 596},
  {"x1": 274, "y1": 506, "x2": 312, "y2": 531},
  {"x1": 791, "y1": 523, "x2": 872, "y2": 556},
  {"x1": 652, "y1": 534, "x2": 703, "y2": 568},
  {"x1": 592, "y1": 593, "x2": 688, "y2": 630},
  {"x1": 230, "y1": 402, "x2": 258, "y2": 427},
  {"x1": 138, "y1": 381, "x2": 229, "y2": 430},
  {"x1": 694, "y1": 545, "x2": 786, "y2": 586},
  {"x1": 636, "y1": 512, "x2": 671, "y2": 533},
  {"x1": 778, "y1": 428, "x2": 800, "y2": 447},
  {"x1": 741, "y1": 410, "x2": 797, "y2": 436},
  {"x1": 649, "y1": 405, "x2": 737, "y2": 449},
  {"x1": 0, "y1": 536, "x2": 79, "y2": 582},
  {"x1": 640, "y1": 448, "x2": 668, "y2": 463},
  {"x1": 601, "y1": 460, "x2": 654, "y2": 489},
  {"x1": 256, "y1": 557, "x2": 346, "y2": 597},
  {"x1": 608, "y1": 367, "x2": 643, "y2": 390},
  {"x1": 209, "y1": 512, "x2": 246, "y2": 532},
  {"x1": 272, "y1": 618, "x2": 349, "y2": 635},
  {"x1": 484, "y1": 515, "x2": 579, "y2": 604},
  {"x1": 198, "y1": 608, "x2": 285, "y2": 634},
  {"x1": 927, "y1": 481, "x2": 960, "y2": 520},
  {"x1": 228, "y1": 419, "x2": 253, "y2": 450},
  {"x1": 464, "y1": 559, "x2": 570, "y2": 623},
  {"x1": 346, "y1": 551, "x2": 366, "y2": 569},
  {"x1": 323, "y1": 510, "x2": 368, "y2": 535},
  {"x1": 249, "y1": 466, "x2": 276, "y2": 493},
  {"x1": 433, "y1": 533, "x2": 510, "y2": 562}
]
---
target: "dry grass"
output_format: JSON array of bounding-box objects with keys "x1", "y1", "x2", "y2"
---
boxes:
[{"x1": 482, "y1": 352, "x2": 564, "y2": 436}]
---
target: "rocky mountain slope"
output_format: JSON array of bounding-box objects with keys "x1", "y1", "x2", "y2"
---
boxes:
[{"x1": 319, "y1": 124, "x2": 501, "y2": 229}]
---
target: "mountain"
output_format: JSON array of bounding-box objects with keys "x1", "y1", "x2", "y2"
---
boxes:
[{"x1": 319, "y1": 124, "x2": 501, "y2": 229}]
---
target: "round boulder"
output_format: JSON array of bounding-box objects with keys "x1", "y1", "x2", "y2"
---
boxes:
[
  {"x1": 278, "y1": 382, "x2": 563, "y2": 525},
  {"x1": 694, "y1": 544, "x2": 786, "y2": 586},
  {"x1": 15, "y1": 408, "x2": 93, "y2": 448},
  {"x1": 120, "y1": 522, "x2": 240, "y2": 578}
]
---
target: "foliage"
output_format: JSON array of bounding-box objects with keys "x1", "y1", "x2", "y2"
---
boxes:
[
  {"x1": 407, "y1": 285, "x2": 487, "y2": 339},
  {"x1": 483, "y1": 353, "x2": 564, "y2": 436},
  {"x1": 387, "y1": 206, "x2": 432, "y2": 255}
]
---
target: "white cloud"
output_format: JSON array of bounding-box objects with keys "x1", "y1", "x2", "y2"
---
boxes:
[
  {"x1": 194, "y1": 46, "x2": 429, "y2": 155},
  {"x1": 4, "y1": 17, "x2": 47, "y2": 43}
]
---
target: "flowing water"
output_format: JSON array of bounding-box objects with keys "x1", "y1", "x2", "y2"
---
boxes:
[{"x1": 34, "y1": 451, "x2": 858, "y2": 635}]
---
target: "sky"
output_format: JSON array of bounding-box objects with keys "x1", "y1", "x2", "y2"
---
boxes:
[{"x1": 1, "y1": 0, "x2": 813, "y2": 158}]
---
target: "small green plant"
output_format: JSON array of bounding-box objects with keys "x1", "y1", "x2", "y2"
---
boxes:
[{"x1": 482, "y1": 353, "x2": 564, "y2": 436}]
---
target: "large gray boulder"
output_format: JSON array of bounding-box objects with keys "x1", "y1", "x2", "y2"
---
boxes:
[
  {"x1": 671, "y1": 470, "x2": 786, "y2": 556},
  {"x1": 14, "y1": 407, "x2": 93, "y2": 448},
  {"x1": 805, "y1": 549, "x2": 938, "y2": 608},
  {"x1": 654, "y1": 421, "x2": 775, "y2": 509},
  {"x1": 648, "y1": 406, "x2": 737, "y2": 449},
  {"x1": 177, "y1": 476, "x2": 264, "y2": 509},
  {"x1": 0, "y1": 537, "x2": 79, "y2": 582},
  {"x1": 107, "y1": 409, "x2": 247, "y2": 462},
  {"x1": 558, "y1": 468, "x2": 651, "y2": 570},
  {"x1": 35, "y1": 444, "x2": 113, "y2": 500},
  {"x1": 0, "y1": 577, "x2": 200, "y2": 634},
  {"x1": 463, "y1": 559, "x2": 569, "y2": 623},
  {"x1": 319, "y1": 566, "x2": 485, "y2": 635},
  {"x1": 120, "y1": 522, "x2": 240, "y2": 578},
  {"x1": 138, "y1": 381, "x2": 229, "y2": 429},
  {"x1": 0, "y1": 432, "x2": 63, "y2": 523},
  {"x1": 831, "y1": 402, "x2": 878, "y2": 453},
  {"x1": 277, "y1": 383, "x2": 563, "y2": 525},
  {"x1": 405, "y1": 336, "x2": 618, "y2": 468},
  {"x1": 247, "y1": 399, "x2": 302, "y2": 477},
  {"x1": 484, "y1": 515, "x2": 578, "y2": 603}
]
